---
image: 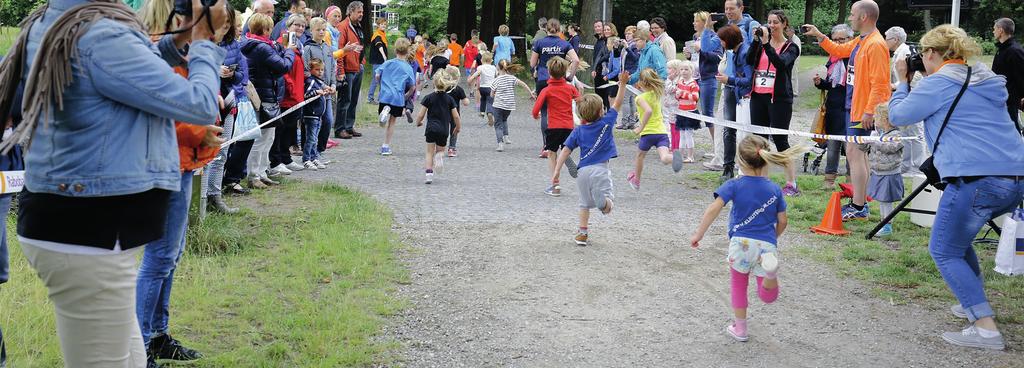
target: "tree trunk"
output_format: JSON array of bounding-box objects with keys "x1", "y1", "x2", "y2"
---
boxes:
[
  {"x1": 837, "y1": 0, "x2": 848, "y2": 26},
  {"x1": 480, "y1": 0, "x2": 506, "y2": 48},
  {"x1": 535, "y1": 0, "x2": 561, "y2": 21},
  {"x1": 361, "y1": 0, "x2": 372, "y2": 44},
  {"x1": 803, "y1": 0, "x2": 815, "y2": 26},
  {"x1": 578, "y1": 0, "x2": 609, "y2": 65},
  {"x1": 446, "y1": 0, "x2": 477, "y2": 41},
  {"x1": 923, "y1": 9, "x2": 932, "y2": 30},
  {"x1": 509, "y1": 0, "x2": 527, "y2": 61},
  {"x1": 751, "y1": 0, "x2": 765, "y2": 22}
]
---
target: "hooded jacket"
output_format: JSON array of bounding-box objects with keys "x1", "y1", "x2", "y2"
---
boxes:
[
  {"x1": 303, "y1": 37, "x2": 337, "y2": 86},
  {"x1": 724, "y1": 42, "x2": 754, "y2": 100},
  {"x1": 629, "y1": 42, "x2": 667, "y2": 84},
  {"x1": 697, "y1": 28, "x2": 723, "y2": 81},
  {"x1": 724, "y1": 13, "x2": 760, "y2": 78},
  {"x1": 889, "y1": 62, "x2": 1024, "y2": 178},
  {"x1": 242, "y1": 34, "x2": 295, "y2": 105},
  {"x1": 220, "y1": 39, "x2": 250, "y2": 99},
  {"x1": 277, "y1": 34, "x2": 306, "y2": 108},
  {"x1": 337, "y1": 18, "x2": 365, "y2": 73}
]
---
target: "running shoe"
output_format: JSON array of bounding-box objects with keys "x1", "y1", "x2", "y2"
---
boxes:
[
  {"x1": 312, "y1": 159, "x2": 327, "y2": 169},
  {"x1": 951, "y1": 304, "x2": 968, "y2": 319},
  {"x1": 672, "y1": 150, "x2": 683, "y2": 173},
  {"x1": 782, "y1": 183, "x2": 801, "y2": 197},
  {"x1": 760, "y1": 252, "x2": 779, "y2": 273},
  {"x1": 702, "y1": 162, "x2": 723, "y2": 171},
  {"x1": 574, "y1": 231, "x2": 589, "y2": 246},
  {"x1": 539, "y1": 150, "x2": 548, "y2": 159},
  {"x1": 380, "y1": 145, "x2": 392, "y2": 156},
  {"x1": 841, "y1": 203, "x2": 870, "y2": 221},
  {"x1": 627, "y1": 171, "x2": 640, "y2": 191},
  {"x1": 941, "y1": 325, "x2": 1005, "y2": 350},
  {"x1": 877, "y1": 223, "x2": 893, "y2": 237},
  {"x1": 378, "y1": 105, "x2": 390, "y2": 126},
  {"x1": 565, "y1": 157, "x2": 579, "y2": 178},
  {"x1": 405, "y1": 108, "x2": 414, "y2": 124},
  {"x1": 425, "y1": 172, "x2": 433, "y2": 184},
  {"x1": 448, "y1": 147, "x2": 457, "y2": 157},
  {"x1": 727, "y1": 323, "x2": 749, "y2": 342},
  {"x1": 545, "y1": 184, "x2": 561, "y2": 197},
  {"x1": 503, "y1": 135, "x2": 512, "y2": 144},
  {"x1": 303, "y1": 161, "x2": 319, "y2": 170},
  {"x1": 285, "y1": 161, "x2": 305, "y2": 172},
  {"x1": 496, "y1": 142, "x2": 505, "y2": 152}
]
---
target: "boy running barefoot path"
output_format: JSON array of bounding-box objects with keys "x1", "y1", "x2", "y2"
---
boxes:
[
  {"x1": 533, "y1": 56, "x2": 581, "y2": 196},
  {"x1": 415, "y1": 72, "x2": 462, "y2": 184},
  {"x1": 376, "y1": 38, "x2": 417, "y2": 156},
  {"x1": 690, "y1": 135, "x2": 807, "y2": 342},
  {"x1": 553, "y1": 72, "x2": 630, "y2": 246}
]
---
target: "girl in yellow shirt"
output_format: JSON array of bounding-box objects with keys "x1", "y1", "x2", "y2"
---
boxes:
[{"x1": 627, "y1": 68, "x2": 678, "y2": 191}]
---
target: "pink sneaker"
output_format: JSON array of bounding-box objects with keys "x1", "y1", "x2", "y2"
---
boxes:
[
  {"x1": 627, "y1": 171, "x2": 640, "y2": 191},
  {"x1": 727, "y1": 319, "x2": 749, "y2": 342},
  {"x1": 782, "y1": 183, "x2": 801, "y2": 197},
  {"x1": 325, "y1": 139, "x2": 339, "y2": 149}
]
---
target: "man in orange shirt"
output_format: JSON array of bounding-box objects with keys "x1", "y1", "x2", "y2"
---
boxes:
[
  {"x1": 804, "y1": 0, "x2": 891, "y2": 221},
  {"x1": 448, "y1": 33, "x2": 463, "y2": 68}
]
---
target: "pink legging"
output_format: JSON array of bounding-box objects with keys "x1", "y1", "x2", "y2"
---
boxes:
[
  {"x1": 670, "y1": 123, "x2": 680, "y2": 151},
  {"x1": 730, "y1": 268, "x2": 779, "y2": 308}
]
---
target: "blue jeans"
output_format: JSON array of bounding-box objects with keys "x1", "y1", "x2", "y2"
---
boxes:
[
  {"x1": 366, "y1": 64, "x2": 381, "y2": 101},
  {"x1": 0, "y1": 194, "x2": 11, "y2": 366},
  {"x1": 317, "y1": 98, "x2": 334, "y2": 153},
  {"x1": 335, "y1": 71, "x2": 363, "y2": 134},
  {"x1": 698, "y1": 78, "x2": 718, "y2": 125},
  {"x1": 302, "y1": 116, "x2": 321, "y2": 162},
  {"x1": 136, "y1": 171, "x2": 193, "y2": 345},
  {"x1": 931, "y1": 176, "x2": 1024, "y2": 321}
]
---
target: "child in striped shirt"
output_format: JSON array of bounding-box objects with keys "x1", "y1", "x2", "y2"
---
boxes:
[{"x1": 488, "y1": 60, "x2": 536, "y2": 152}]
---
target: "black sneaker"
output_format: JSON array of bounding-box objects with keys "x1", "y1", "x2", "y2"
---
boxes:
[
  {"x1": 150, "y1": 334, "x2": 202, "y2": 361},
  {"x1": 719, "y1": 166, "x2": 735, "y2": 184},
  {"x1": 147, "y1": 353, "x2": 162, "y2": 368}
]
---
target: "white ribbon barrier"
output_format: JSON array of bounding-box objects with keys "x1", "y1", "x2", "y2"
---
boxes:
[
  {"x1": 0, "y1": 170, "x2": 24, "y2": 194},
  {"x1": 220, "y1": 95, "x2": 321, "y2": 148},
  {"x1": 621, "y1": 85, "x2": 919, "y2": 144}
]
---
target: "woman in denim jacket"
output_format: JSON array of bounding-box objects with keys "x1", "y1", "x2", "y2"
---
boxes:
[{"x1": 5, "y1": 0, "x2": 227, "y2": 365}]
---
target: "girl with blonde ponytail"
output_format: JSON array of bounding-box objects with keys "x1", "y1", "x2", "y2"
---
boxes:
[{"x1": 690, "y1": 135, "x2": 807, "y2": 342}]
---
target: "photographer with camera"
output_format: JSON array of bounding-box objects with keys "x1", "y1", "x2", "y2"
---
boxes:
[
  {"x1": 889, "y1": 24, "x2": 1024, "y2": 351},
  {"x1": 803, "y1": 0, "x2": 890, "y2": 221},
  {"x1": 0, "y1": 0, "x2": 227, "y2": 364},
  {"x1": 746, "y1": 10, "x2": 801, "y2": 196}
]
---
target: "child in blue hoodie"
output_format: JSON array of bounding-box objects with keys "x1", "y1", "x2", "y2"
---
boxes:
[{"x1": 302, "y1": 58, "x2": 331, "y2": 170}]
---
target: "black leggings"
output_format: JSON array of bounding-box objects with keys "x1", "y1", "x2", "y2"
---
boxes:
[{"x1": 750, "y1": 93, "x2": 793, "y2": 152}]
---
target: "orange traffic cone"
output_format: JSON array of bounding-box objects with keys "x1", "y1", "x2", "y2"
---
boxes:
[{"x1": 811, "y1": 192, "x2": 851, "y2": 236}]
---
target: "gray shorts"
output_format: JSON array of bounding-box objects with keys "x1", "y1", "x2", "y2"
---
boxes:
[{"x1": 577, "y1": 162, "x2": 614, "y2": 209}]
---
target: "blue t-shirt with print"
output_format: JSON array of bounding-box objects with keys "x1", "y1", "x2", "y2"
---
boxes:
[
  {"x1": 714, "y1": 176, "x2": 787, "y2": 244},
  {"x1": 532, "y1": 35, "x2": 572, "y2": 81},
  {"x1": 376, "y1": 58, "x2": 415, "y2": 107},
  {"x1": 563, "y1": 109, "x2": 618, "y2": 168}
]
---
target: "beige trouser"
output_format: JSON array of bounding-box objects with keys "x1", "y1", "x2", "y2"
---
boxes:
[{"x1": 21, "y1": 243, "x2": 146, "y2": 368}]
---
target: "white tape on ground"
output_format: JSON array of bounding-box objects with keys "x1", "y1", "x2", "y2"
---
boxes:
[{"x1": 622, "y1": 85, "x2": 919, "y2": 144}]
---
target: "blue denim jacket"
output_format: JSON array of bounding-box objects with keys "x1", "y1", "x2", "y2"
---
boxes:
[{"x1": 22, "y1": 0, "x2": 225, "y2": 197}]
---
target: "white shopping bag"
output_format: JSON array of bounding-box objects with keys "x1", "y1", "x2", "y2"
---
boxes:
[{"x1": 995, "y1": 209, "x2": 1024, "y2": 276}]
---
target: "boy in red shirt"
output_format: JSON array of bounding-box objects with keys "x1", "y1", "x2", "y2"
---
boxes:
[{"x1": 533, "y1": 56, "x2": 581, "y2": 196}]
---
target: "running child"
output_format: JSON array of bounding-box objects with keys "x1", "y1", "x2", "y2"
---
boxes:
[
  {"x1": 532, "y1": 56, "x2": 581, "y2": 197},
  {"x1": 443, "y1": 66, "x2": 470, "y2": 157},
  {"x1": 489, "y1": 60, "x2": 537, "y2": 152},
  {"x1": 690, "y1": 135, "x2": 806, "y2": 342},
  {"x1": 405, "y1": 41, "x2": 423, "y2": 124},
  {"x1": 627, "y1": 68, "x2": 677, "y2": 191},
  {"x1": 553, "y1": 72, "x2": 630, "y2": 246},
  {"x1": 375, "y1": 38, "x2": 417, "y2": 156},
  {"x1": 428, "y1": 44, "x2": 450, "y2": 80},
  {"x1": 861, "y1": 104, "x2": 903, "y2": 237},
  {"x1": 468, "y1": 52, "x2": 497, "y2": 123},
  {"x1": 302, "y1": 58, "x2": 332, "y2": 169},
  {"x1": 674, "y1": 60, "x2": 701, "y2": 165},
  {"x1": 415, "y1": 71, "x2": 462, "y2": 184}
]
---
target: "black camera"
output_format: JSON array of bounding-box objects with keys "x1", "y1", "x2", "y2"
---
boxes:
[
  {"x1": 710, "y1": 13, "x2": 727, "y2": 23},
  {"x1": 799, "y1": 25, "x2": 811, "y2": 34},
  {"x1": 906, "y1": 53, "x2": 926, "y2": 75},
  {"x1": 174, "y1": 0, "x2": 218, "y2": 17},
  {"x1": 754, "y1": 27, "x2": 769, "y2": 39}
]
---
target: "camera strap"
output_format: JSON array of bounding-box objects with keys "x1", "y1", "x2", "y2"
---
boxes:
[{"x1": 931, "y1": 66, "x2": 972, "y2": 156}]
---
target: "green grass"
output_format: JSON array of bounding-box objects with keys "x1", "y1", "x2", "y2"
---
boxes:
[
  {"x1": 692, "y1": 172, "x2": 1024, "y2": 339},
  {"x1": 0, "y1": 181, "x2": 408, "y2": 367},
  {"x1": 0, "y1": 27, "x2": 17, "y2": 56}
]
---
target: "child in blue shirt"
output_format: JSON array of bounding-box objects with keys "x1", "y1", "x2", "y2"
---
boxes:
[
  {"x1": 374, "y1": 38, "x2": 417, "y2": 156},
  {"x1": 552, "y1": 72, "x2": 629, "y2": 246},
  {"x1": 690, "y1": 135, "x2": 806, "y2": 342}
]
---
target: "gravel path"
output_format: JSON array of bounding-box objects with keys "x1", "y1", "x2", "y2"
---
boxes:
[{"x1": 296, "y1": 87, "x2": 1019, "y2": 367}]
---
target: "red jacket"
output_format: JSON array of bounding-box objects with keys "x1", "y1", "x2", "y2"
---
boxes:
[
  {"x1": 337, "y1": 18, "x2": 364, "y2": 73},
  {"x1": 172, "y1": 66, "x2": 219, "y2": 171},
  {"x1": 277, "y1": 35, "x2": 305, "y2": 108},
  {"x1": 463, "y1": 42, "x2": 479, "y2": 68},
  {"x1": 531, "y1": 78, "x2": 580, "y2": 130}
]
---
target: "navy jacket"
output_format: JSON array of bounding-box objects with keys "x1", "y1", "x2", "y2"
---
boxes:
[
  {"x1": 220, "y1": 39, "x2": 250, "y2": 99},
  {"x1": 303, "y1": 75, "x2": 327, "y2": 118},
  {"x1": 242, "y1": 37, "x2": 295, "y2": 105}
]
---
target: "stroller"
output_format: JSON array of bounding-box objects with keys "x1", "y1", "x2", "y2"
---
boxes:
[{"x1": 802, "y1": 140, "x2": 847, "y2": 175}]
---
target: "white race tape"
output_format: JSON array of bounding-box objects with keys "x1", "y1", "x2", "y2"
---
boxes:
[{"x1": 623, "y1": 85, "x2": 919, "y2": 144}]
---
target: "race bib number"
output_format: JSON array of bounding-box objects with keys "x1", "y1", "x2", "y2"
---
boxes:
[
  {"x1": 846, "y1": 64, "x2": 855, "y2": 86},
  {"x1": 755, "y1": 70, "x2": 776, "y2": 88}
]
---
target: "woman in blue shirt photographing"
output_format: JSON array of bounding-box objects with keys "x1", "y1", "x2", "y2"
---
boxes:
[{"x1": 889, "y1": 24, "x2": 1024, "y2": 351}]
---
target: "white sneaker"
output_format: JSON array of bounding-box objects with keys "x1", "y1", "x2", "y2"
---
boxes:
[
  {"x1": 378, "y1": 105, "x2": 391, "y2": 126},
  {"x1": 425, "y1": 172, "x2": 433, "y2": 184},
  {"x1": 303, "y1": 161, "x2": 319, "y2": 170},
  {"x1": 319, "y1": 159, "x2": 332, "y2": 165},
  {"x1": 312, "y1": 159, "x2": 327, "y2": 169},
  {"x1": 761, "y1": 252, "x2": 779, "y2": 273},
  {"x1": 285, "y1": 162, "x2": 305, "y2": 171},
  {"x1": 270, "y1": 164, "x2": 292, "y2": 175},
  {"x1": 496, "y1": 142, "x2": 505, "y2": 152},
  {"x1": 433, "y1": 152, "x2": 444, "y2": 174},
  {"x1": 503, "y1": 135, "x2": 512, "y2": 144}
]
